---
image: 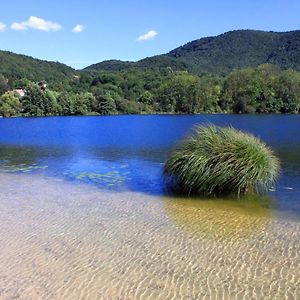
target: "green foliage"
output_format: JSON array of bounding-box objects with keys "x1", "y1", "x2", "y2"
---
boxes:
[
  {"x1": 0, "y1": 50, "x2": 76, "y2": 90},
  {"x1": 167, "y1": 30, "x2": 300, "y2": 75},
  {"x1": 94, "y1": 90, "x2": 117, "y2": 115},
  {"x1": 2, "y1": 62, "x2": 300, "y2": 117},
  {"x1": 0, "y1": 75, "x2": 9, "y2": 95},
  {"x1": 156, "y1": 72, "x2": 222, "y2": 113},
  {"x1": 86, "y1": 30, "x2": 300, "y2": 75},
  {"x1": 0, "y1": 91, "x2": 22, "y2": 117},
  {"x1": 221, "y1": 65, "x2": 300, "y2": 114},
  {"x1": 21, "y1": 83, "x2": 56, "y2": 116},
  {"x1": 115, "y1": 98, "x2": 140, "y2": 114},
  {"x1": 2, "y1": 30, "x2": 300, "y2": 117},
  {"x1": 56, "y1": 92, "x2": 75, "y2": 115},
  {"x1": 2, "y1": 63, "x2": 300, "y2": 117},
  {"x1": 158, "y1": 72, "x2": 200, "y2": 113},
  {"x1": 164, "y1": 125, "x2": 280, "y2": 196}
]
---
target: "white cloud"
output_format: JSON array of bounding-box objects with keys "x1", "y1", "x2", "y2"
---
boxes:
[
  {"x1": 137, "y1": 30, "x2": 158, "y2": 42},
  {"x1": 11, "y1": 16, "x2": 62, "y2": 32},
  {"x1": 0, "y1": 22, "x2": 6, "y2": 32},
  {"x1": 72, "y1": 24, "x2": 85, "y2": 33},
  {"x1": 11, "y1": 22, "x2": 27, "y2": 31}
]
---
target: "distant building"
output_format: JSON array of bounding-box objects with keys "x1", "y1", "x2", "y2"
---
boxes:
[
  {"x1": 37, "y1": 80, "x2": 47, "y2": 90},
  {"x1": 14, "y1": 89, "x2": 26, "y2": 98}
]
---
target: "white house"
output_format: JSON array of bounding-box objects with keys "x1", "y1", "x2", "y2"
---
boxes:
[{"x1": 14, "y1": 89, "x2": 26, "y2": 98}]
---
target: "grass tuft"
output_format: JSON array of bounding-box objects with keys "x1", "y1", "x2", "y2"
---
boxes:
[{"x1": 164, "y1": 125, "x2": 280, "y2": 196}]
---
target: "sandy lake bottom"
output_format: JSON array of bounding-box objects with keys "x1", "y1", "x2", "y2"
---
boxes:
[{"x1": 0, "y1": 172, "x2": 299, "y2": 300}]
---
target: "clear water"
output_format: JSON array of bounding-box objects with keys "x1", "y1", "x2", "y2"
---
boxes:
[
  {"x1": 0, "y1": 115, "x2": 299, "y2": 299},
  {"x1": 0, "y1": 114, "x2": 299, "y2": 217}
]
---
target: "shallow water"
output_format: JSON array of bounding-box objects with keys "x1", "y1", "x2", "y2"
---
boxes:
[
  {"x1": 0, "y1": 173, "x2": 299, "y2": 299},
  {"x1": 0, "y1": 115, "x2": 300, "y2": 299},
  {"x1": 0, "y1": 115, "x2": 300, "y2": 216}
]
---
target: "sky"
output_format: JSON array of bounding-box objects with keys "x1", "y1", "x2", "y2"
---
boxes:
[{"x1": 0, "y1": 0, "x2": 299, "y2": 69}]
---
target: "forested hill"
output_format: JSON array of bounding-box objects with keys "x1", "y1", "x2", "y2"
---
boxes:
[
  {"x1": 86, "y1": 56, "x2": 189, "y2": 73},
  {"x1": 0, "y1": 50, "x2": 77, "y2": 88},
  {"x1": 1, "y1": 29, "x2": 300, "y2": 117},
  {"x1": 2, "y1": 29, "x2": 300, "y2": 79},
  {"x1": 167, "y1": 30, "x2": 300, "y2": 74},
  {"x1": 86, "y1": 30, "x2": 300, "y2": 75}
]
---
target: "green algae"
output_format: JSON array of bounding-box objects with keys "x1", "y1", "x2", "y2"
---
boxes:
[
  {"x1": 65, "y1": 169, "x2": 130, "y2": 187},
  {"x1": 4, "y1": 164, "x2": 48, "y2": 173}
]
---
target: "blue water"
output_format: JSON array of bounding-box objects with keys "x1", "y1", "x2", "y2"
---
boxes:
[{"x1": 0, "y1": 115, "x2": 299, "y2": 216}]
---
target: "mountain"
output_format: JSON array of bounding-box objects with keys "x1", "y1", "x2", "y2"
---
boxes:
[
  {"x1": 85, "y1": 30, "x2": 300, "y2": 75},
  {"x1": 0, "y1": 50, "x2": 77, "y2": 87},
  {"x1": 86, "y1": 56, "x2": 189, "y2": 73},
  {"x1": 2, "y1": 29, "x2": 300, "y2": 82},
  {"x1": 86, "y1": 60, "x2": 135, "y2": 72}
]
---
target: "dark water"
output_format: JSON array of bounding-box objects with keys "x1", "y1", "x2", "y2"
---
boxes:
[{"x1": 0, "y1": 115, "x2": 299, "y2": 217}]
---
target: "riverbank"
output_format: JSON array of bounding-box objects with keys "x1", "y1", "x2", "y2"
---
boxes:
[{"x1": 0, "y1": 172, "x2": 299, "y2": 299}]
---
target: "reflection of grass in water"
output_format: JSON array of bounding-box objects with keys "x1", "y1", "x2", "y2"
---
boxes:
[
  {"x1": 63, "y1": 169, "x2": 131, "y2": 188},
  {"x1": 164, "y1": 194, "x2": 275, "y2": 240}
]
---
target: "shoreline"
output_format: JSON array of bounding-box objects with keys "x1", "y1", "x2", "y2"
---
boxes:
[{"x1": 0, "y1": 112, "x2": 297, "y2": 119}]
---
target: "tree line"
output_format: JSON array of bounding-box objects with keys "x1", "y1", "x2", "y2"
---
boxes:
[{"x1": 0, "y1": 64, "x2": 300, "y2": 117}]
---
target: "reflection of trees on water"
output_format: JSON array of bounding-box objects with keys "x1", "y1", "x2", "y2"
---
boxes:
[{"x1": 163, "y1": 195, "x2": 275, "y2": 241}]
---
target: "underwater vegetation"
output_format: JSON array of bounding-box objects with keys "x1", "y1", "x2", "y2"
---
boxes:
[
  {"x1": 2, "y1": 163, "x2": 48, "y2": 173},
  {"x1": 164, "y1": 125, "x2": 280, "y2": 196},
  {"x1": 63, "y1": 169, "x2": 131, "y2": 188}
]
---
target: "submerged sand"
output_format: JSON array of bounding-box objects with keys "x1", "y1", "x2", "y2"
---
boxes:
[{"x1": 0, "y1": 173, "x2": 299, "y2": 300}]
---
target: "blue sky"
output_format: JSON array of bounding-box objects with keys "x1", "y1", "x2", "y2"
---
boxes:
[{"x1": 0, "y1": 0, "x2": 299, "y2": 69}]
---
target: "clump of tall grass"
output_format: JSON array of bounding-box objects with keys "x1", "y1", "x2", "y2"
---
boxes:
[{"x1": 164, "y1": 125, "x2": 280, "y2": 196}]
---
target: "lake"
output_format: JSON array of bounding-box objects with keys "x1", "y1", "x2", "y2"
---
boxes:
[
  {"x1": 0, "y1": 114, "x2": 300, "y2": 216},
  {"x1": 0, "y1": 115, "x2": 299, "y2": 299}
]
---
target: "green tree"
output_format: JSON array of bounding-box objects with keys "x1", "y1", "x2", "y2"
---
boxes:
[
  {"x1": 94, "y1": 90, "x2": 117, "y2": 115},
  {"x1": 21, "y1": 84, "x2": 46, "y2": 116},
  {"x1": 277, "y1": 70, "x2": 300, "y2": 113},
  {"x1": 221, "y1": 68, "x2": 260, "y2": 113},
  {"x1": 0, "y1": 75, "x2": 9, "y2": 95},
  {"x1": 57, "y1": 92, "x2": 75, "y2": 115},
  {"x1": 21, "y1": 84, "x2": 58, "y2": 116},
  {"x1": 156, "y1": 72, "x2": 202, "y2": 113},
  {"x1": 0, "y1": 91, "x2": 22, "y2": 117},
  {"x1": 72, "y1": 92, "x2": 96, "y2": 115},
  {"x1": 197, "y1": 77, "x2": 222, "y2": 113}
]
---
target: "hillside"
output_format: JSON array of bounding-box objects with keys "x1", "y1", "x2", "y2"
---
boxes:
[
  {"x1": 0, "y1": 51, "x2": 77, "y2": 88},
  {"x1": 85, "y1": 30, "x2": 300, "y2": 75},
  {"x1": 2, "y1": 29, "x2": 300, "y2": 80},
  {"x1": 86, "y1": 56, "x2": 189, "y2": 73}
]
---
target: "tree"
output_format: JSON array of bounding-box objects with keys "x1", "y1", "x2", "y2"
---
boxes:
[
  {"x1": 57, "y1": 92, "x2": 75, "y2": 115},
  {"x1": 156, "y1": 72, "x2": 202, "y2": 113},
  {"x1": 73, "y1": 92, "x2": 96, "y2": 115},
  {"x1": 21, "y1": 83, "x2": 58, "y2": 116},
  {"x1": 44, "y1": 90, "x2": 59, "y2": 115},
  {"x1": 197, "y1": 77, "x2": 222, "y2": 113},
  {"x1": 221, "y1": 68, "x2": 260, "y2": 112},
  {"x1": 94, "y1": 90, "x2": 117, "y2": 115},
  {"x1": 277, "y1": 70, "x2": 300, "y2": 113},
  {"x1": 0, "y1": 75, "x2": 9, "y2": 95},
  {"x1": 0, "y1": 91, "x2": 22, "y2": 117}
]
